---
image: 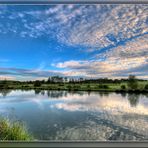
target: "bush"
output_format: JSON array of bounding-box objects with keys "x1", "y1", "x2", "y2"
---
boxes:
[
  {"x1": 98, "y1": 84, "x2": 103, "y2": 89},
  {"x1": 144, "y1": 84, "x2": 148, "y2": 90},
  {"x1": 34, "y1": 81, "x2": 41, "y2": 87},
  {"x1": 59, "y1": 84, "x2": 64, "y2": 86},
  {"x1": 0, "y1": 118, "x2": 33, "y2": 141},
  {"x1": 121, "y1": 85, "x2": 126, "y2": 90},
  {"x1": 86, "y1": 85, "x2": 91, "y2": 90},
  {"x1": 98, "y1": 84, "x2": 109, "y2": 89},
  {"x1": 67, "y1": 85, "x2": 72, "y2": 90},
  {"x1": 127, "y1": 75, "x2": 138, "y2": 90},
  {"x1": 103, "y1": 85, "x2": 109, "y2": 89}
]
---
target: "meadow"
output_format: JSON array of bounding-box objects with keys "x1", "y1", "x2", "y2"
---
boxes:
[{"x1": 1, "y1": 80, "x2": 147, "y2": 92}]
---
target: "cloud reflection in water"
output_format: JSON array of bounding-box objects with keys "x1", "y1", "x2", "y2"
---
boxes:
[{"x1": 0, "y1": 90, "x2": 148, "y2": 140}]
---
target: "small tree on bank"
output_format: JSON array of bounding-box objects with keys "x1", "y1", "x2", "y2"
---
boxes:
[
  {"x1": 144, "y1": 84, "x2": 148, "y2": 90},
  {"x1": 121, "y1": 85, "x2": 126, "y2": 90},
  {"x1": 34, "y1": 80, "x2": 41, "y2": 87},
  {"x1": 127, "y1": 75, "x2": 138, "y2": 90}
]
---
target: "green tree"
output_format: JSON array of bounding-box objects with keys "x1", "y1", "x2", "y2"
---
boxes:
[
  {"x1": 34, "y1": 80, "x2": 41, "y2": 87},
  {"x1": 144, "y1": 84, "x2": 148, "y2": 90},
  {"x1": 127, "y1": 75, "x2": 138, "y2": 90},
  {"x1": 87, "y1": 84, "x2": 91, "y2": 90},
  {"x1": 103, "y1": 85, "x2": 109, "y2": 89},
  {"x1": 121, "y1": 85, "x2": 126, "y2": 90}
]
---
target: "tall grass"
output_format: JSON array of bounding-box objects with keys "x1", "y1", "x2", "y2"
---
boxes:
[{"x1": 0, "y1": 118, "x2": 33, "y2": 141}]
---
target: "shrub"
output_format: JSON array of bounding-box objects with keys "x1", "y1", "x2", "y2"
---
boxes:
[
  {"x1": 34, "y1": 81, "x2": 41, "y2": 87},
  {"x1": 127, "y1": 75, "x2": 138, "y2": 90},
  {"x1": 144, "y1": 84, "x2": 148, "y2": 90},
  {"x1": 67, "y1": 85, "x2": 72, "y2": 90},
  {"x1": 87, "y1": 85, "x2": 90, "y2": 88},
  {"x1": 98, "y1": 84, "x2": 109, "y2": 89},
  {"x1": 103, "y1": 85, "x2": 109, "y2": 89},
  {"x1": 121, "y1": 85, "x2": 126, "y2": 90},
  {"x1": 86, "y1": 85, "x2": 91, "y2": 90}
]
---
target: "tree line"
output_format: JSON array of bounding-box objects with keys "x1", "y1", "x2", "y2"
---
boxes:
[{"x1": 0, "y1": 75, "x2": 148, "y2": 91}]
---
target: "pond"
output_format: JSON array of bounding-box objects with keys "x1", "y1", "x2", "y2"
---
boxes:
[{"x1": 0, "y1": 90, "x2": 148, "y2": 141}]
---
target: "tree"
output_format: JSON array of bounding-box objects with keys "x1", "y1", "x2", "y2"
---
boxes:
[
  {"x1": 144, "y1": 84, "x2": 148, "y2": 90},
  {"x1": 127, "y1": 75, "x2": 138, "y2": 90},
  {"x1": 98, "y1": 84, "x2": 109, "y2": 89},
  {"x1": 79, "y1": 77, "x2": 84, "y2": 82},
  {"x1": 34, "y1": 80, "x2": 41, "y2": 87},
  {"x1": 47, "y1": 77, "x2": 52, "y2": 83},
  {"x1": 87, "y1": 84, "x2": 91, "y2": 90},
  {"x1": 121, "y1": 85, "x2": 126, "y2": 90},
  {"x1": 64, "y1": 77, "x2": 68, "y2": 83}
]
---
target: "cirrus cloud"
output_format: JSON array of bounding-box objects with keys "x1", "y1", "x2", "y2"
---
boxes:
[{"x1": 0, "y1": 4, "x2": 147, "y2": 80}]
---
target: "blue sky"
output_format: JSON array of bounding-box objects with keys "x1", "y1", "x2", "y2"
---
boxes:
[{"x1": 0, "y1": 4, "x2": 148, "y2": 80}]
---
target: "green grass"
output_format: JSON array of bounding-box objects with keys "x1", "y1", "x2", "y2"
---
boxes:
[
  {"x1": 0, "y1": 118, "x2": 33, "y2": 141},
  {"x1": 1, "y1": 81, "x2": 147, "y2": 92}
]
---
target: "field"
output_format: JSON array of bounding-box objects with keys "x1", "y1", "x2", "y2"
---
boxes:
[{"x1": 1, "y1": 80, "x2": 147, "y2": 93}]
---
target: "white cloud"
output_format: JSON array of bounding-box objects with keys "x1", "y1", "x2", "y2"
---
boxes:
[
  {"x1": 1, "y1": 5, "x2": 147, "y2": 48},
  {"x1": 0, "y1": 5, "x2": 147, "y2": 79},
  {"x1": 99, "y1": 34, "x2": 148, "y2": 59},
  {"x1": 54, "y1": 57, "x2": 147, "y2": 78},
  {"x1": 55, "y1": 60, "x2": 88, "y2": 69},
  {"x1": 0, "y1": 75, "x2": 15, "y2": 80},
  {"x1": 54, "y1": 34, "x2": 148, "y2": 78},
  {"x1": 56, "y1": 4, "x2": 148, "y2": 48}
]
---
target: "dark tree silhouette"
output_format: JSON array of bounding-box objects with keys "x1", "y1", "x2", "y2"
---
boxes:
[
  {"x1": 144, "y1": 84, "x2": 148, "y2": 90},
  {"x1": 127, "y1": 75, "x2": 138, "y2": 90},
  {"x1": 34, "y1": 80, "x2": 41, "y2": 87}
]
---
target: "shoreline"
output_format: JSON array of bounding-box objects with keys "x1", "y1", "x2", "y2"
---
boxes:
[{"x1": 0, "y1": 86, "x2": 147, "y2": 94}]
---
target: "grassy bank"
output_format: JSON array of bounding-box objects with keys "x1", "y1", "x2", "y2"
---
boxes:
[
  {"x1": 1, "y1": 82, "x2": 147, "y2": 93},
  {"x1": 0, "y1": 118, "x2": 33, "y2": 141},
  {"x1": 0, "y1": 76, "x2": 147, "y2": 93}
]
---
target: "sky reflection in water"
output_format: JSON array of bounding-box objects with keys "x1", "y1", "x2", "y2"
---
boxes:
[{"x1": 0, "y1": 90, "x2": 148, "y2": 141}]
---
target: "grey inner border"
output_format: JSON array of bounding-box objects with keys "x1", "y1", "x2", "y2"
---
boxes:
[
  {"x1": 1, "y1": 141, "x2": 148, "y2": 147},
  {"x1": 0, "y1": 0, "x2": 147, "y2": 4},
  {"x1": 0, "y1": 0, "x2": 148, "y2": 147}
]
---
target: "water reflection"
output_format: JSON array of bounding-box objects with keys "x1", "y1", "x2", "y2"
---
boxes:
[
  {"x1": 0, "y1": 89, "x2": 147, "y2": 109},
  {"x1": 47, "y1": 91, "x2": 68, "y2": 98},
  {"x1": 0, "y1": 90, "x2": 148, "y2": 140},
  {"x1": 34, "y1": 89, "x2": 42, "y2": 95},
  {"x1": 120, "y1": 92, "x2": 127, "y2": 98},
  {"x1": 0, "y1": 89, "x2": 11, "y2": 97},
  {"x1": 128, "y1": 93, "x2": 140, "y2": 107}
]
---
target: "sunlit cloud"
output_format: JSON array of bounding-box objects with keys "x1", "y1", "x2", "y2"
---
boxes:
[
  {"x1": 0, "y1": 75, "x2": 15, "y2": 80},
  {"x1": 0, "y1": 5, "x2": 147, "y2": 47},
  {"x1": 54, "y1": 56, "x2": 147, "y2": 79},
  {"x1": 0, "y1": 67, "x2": 66, "y2": 80},
  {"x1": 0, "y1": 4, "x2": 147, "y2": 80}
]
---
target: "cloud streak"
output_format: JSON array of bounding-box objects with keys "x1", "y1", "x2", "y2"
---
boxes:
[
  {"x1": 0, "y1": 4, "x2": 147, "y2": 80},
  {"x1": 0, "y1": 5, "x2": 147, "y2": 47}
]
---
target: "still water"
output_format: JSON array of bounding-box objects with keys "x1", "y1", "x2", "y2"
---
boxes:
[{"x1": 0, "y1": 90, "x2": 148, "y2": 141}]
